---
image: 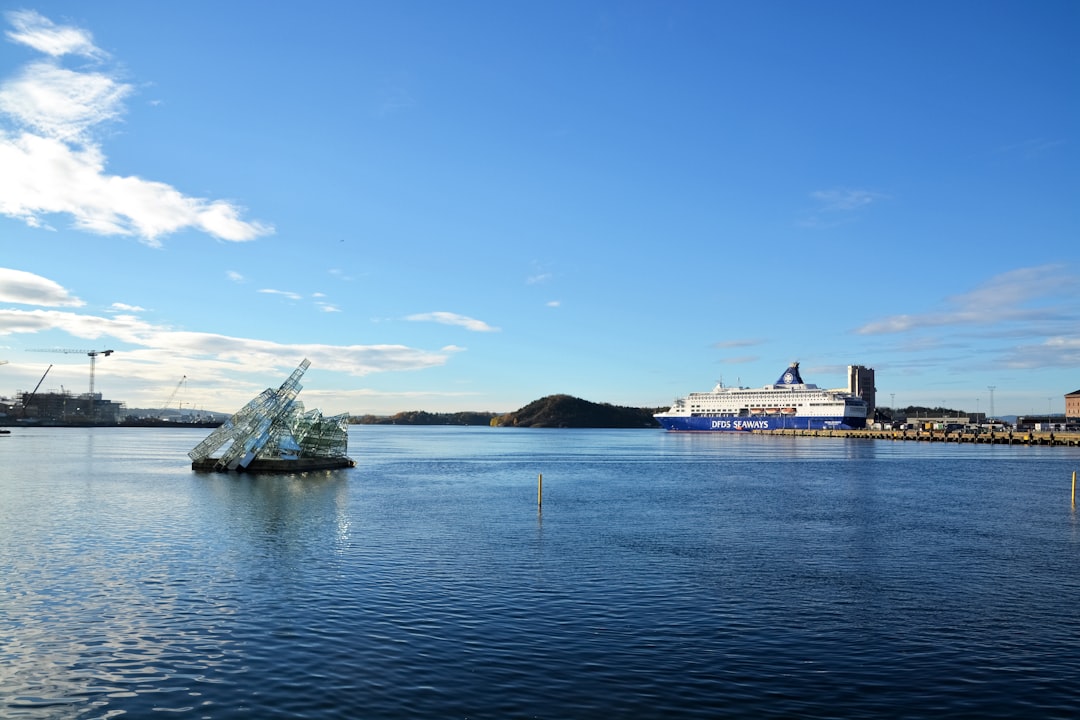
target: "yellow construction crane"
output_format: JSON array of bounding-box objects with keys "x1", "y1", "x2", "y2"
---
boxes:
[{"x1": 27, "y1": 349, "x2": 114, "y2": 397}]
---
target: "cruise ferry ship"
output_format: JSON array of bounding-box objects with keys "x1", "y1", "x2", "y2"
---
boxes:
[{"x1": 654, "y1": 362, "x2": 868, "y2": 432}]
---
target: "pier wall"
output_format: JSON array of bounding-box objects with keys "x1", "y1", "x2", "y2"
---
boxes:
[{"x1": 754, "y1": 428, "x2": 1080, "y2": 447}]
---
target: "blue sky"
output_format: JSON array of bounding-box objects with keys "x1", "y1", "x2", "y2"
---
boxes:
[{"x1": 0, "y1": 1, "x2": 1076, "y2": 418}]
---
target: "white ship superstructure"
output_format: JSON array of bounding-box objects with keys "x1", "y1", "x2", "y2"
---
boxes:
[{"x1": 655, "y1": 362, "x2": 868, "y2": 431}]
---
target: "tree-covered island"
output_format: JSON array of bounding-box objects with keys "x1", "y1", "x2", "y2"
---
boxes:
[{"x1": 353, "y1": 394, "x2": 664, "y2": 428}]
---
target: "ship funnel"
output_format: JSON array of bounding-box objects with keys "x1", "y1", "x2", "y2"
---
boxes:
[{"x1": 775, "y1": 362, "x2": 804, "y2": 385}]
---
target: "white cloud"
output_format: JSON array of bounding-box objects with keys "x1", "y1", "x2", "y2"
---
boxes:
[
  {"x1": 226, "y1": 270, "x2": 245, "y2": 283},
  {"x1": 0, "y1": 267, "x2": 84, "y2": 306},
  {"x1": 109, "y1": 302, "x2": 145, "y2": 313},
  {"x1": 0, "y1": 306, "x2": 454, "y2": 377},
  {"x1": 0, "y1": 62, "x2": 129, "y2": 142},
  {"x1": 4, "y1": 10, "x2": 105, "y2": 59},
  {"x1": 258, "y1": 288, "x2": 303, "y2": 301},
  {"x1": 406, "y1": 311, "x2": 500, "y2": 332},
  {"x1": 0, "y1": 11, "x2": 272, "y2": 246}
]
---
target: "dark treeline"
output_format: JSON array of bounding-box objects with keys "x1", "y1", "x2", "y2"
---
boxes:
[{"x1": 353, "y1": 410, "x2": 496, "y2": 426}]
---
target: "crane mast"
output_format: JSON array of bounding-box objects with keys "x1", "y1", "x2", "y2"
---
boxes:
[
  {"x1": 88, "y1": 350, "x2": 112, "y2": 398},
  {"x1": 160, "y1": 376, "x2": 187, "y2": 418},
  {"x1": 22, "y1": 364, "x2": 52, "y2": 418}
]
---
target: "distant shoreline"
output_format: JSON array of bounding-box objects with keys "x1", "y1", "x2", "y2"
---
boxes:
[
  {"x1": 3, "y1": 423, "x2": 1078, "y2": 447},
  {"x1": 0, "y1": 420, "x2": 222, "y2": 428}
]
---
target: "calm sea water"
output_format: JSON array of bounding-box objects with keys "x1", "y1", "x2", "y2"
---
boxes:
[{"x1": 1, "y1": 426, "x2": 1078, "y2": 719}]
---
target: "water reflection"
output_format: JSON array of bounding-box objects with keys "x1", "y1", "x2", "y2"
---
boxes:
[
  {"x1": 1, "y1": 432, "x2": 354, "y2": 718},
  {"x1": 194, "y1": 472, "x2": 353, "y2": 559},
  {"x1": 1, "y1": 522, "x2": 245, "y2": 718}
]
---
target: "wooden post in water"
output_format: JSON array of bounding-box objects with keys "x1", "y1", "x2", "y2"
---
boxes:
[
  {"x1": 538, "y1": 473, "x2": 543, "y2": 509},
  {"x1": 1072, "y1": 471, "x2": 1076, "y2": 508}
]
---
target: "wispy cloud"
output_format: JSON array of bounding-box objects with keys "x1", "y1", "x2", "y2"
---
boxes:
[
  {"x1": 949, "y1": 265, "x2": 1076, "y2": 309},
  {"x1": 810, "y1": 189, "x2": 885, "y2": 211},
  {"x1": 376, "y1": 72, "x2": 416, "y2": 116},
  {"x1": 996, "y1": 138, "x2": 1066, "y2": 159},
  {"x1": 799, "y1": 188, "x2": 887, "y2": 228},
  {"x1": 856, "y1": 265, "x2": 1080, "y2": 372},
  {"x1": 226, "y1": 271, "x2": 245, "y2": 283},
  {"x1": 258, "y1": 288, "x2": 342, "y2": 313},
  {"x1": 4, "y1": 9, "x2": 105, "y2": 59},
  {"x1": 857, "y1": 265, "x2": 1078, "y2": 335},
  {"x1": 999, "y1": 336, "x2": 1080, "y2": 369},
  {"x1": 1, "y1": 62, "x2": 129, "y2": 142},
  {"x1": 720, "y1": 355, "x2": 758, "y2": 365},
  {"x1": 0, "y1": 267, "x2": 84, "y2": 307},
  {"x1": 258, "y1": 288, "x2": 303, "y2": 301},
  {"x1": 526, "y1": 259, "x2": 555, "y2": 286},
  {"x1": 713, "y1": 338, "x2": 764, "y2": 349},
  {"x1": 0, "y1": 306, "x2": 454, "y2": 378},
  {"x1": 0, "y1": 10, "x2": 272, "y2": 246},
  {"x1": 109, "y1": 302, "x2": 145, "y2": 313},
  {"x1": 406, "y1": 312, "x2": 500, "y2": 332}
]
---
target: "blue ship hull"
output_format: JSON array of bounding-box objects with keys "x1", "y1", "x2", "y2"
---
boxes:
[{"x1": 655, "y1": 415, "x2": 861, "y2": 432}]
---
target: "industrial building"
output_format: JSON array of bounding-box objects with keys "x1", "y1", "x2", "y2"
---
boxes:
[
  {"x1": 1067, "y1": 388, "x2": 1080, "y2": 423},
  {"x1": 8, "y1": 389, "x2": 124, "y2": 425},
  {"x1": 0, "y1": 348, "x2": 123, "y2": 425},
  {"x1": 847, "y1": 365, "x2": 875, "y2": 424}
]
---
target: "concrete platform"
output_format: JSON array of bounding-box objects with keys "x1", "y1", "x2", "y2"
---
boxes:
[{"x1": 191, "y1": 456, "x2": 356, "y2": 472}]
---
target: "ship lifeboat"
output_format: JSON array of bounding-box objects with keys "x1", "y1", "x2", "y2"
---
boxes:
[
  {"x1": 781, "y1": 407, "x2": 796, "y2": 415},
  {"x1": 766, "y1": 408, "x2": 780, "y2": 414}
]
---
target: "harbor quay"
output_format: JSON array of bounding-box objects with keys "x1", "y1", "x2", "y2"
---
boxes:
[{"x1": 754, "y1": 427, "x2": 1080, "y2": 447}]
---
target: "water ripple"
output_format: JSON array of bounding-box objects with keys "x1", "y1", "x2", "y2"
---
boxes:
[{"x1": 2, "y1": 427, "x2": 1079, "y2": 718}]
